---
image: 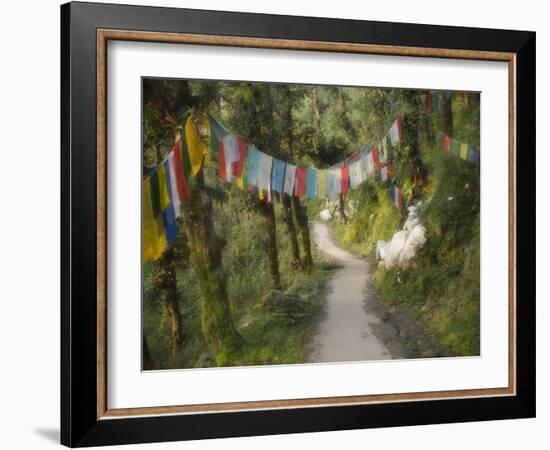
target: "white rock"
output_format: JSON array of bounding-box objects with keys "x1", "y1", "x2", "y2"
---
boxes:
[
  {"x1": 376, "y1": 240, "x2": 387, "y2": 260},
  {"x1": 384, "y1": 230, "x2": 408, "y2": 269},
  {"x1": 403, "y1": 217, "x2": 420, "y2": 232},
  {"x1": 319, "y1": 209, "x2": 333, "y2": 222},
  {"x1": 399, "y1": 224, "x2": 427, "y2": 263}
]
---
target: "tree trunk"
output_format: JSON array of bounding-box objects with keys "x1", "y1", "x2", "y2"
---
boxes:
[
  {"x1": 257, "y1": 201, "x2": 281, "y2": 290},
  {"x1": 291, "y1": 196, "x2": 313, "y2": 270},
  {"x1": 311, "y1": 87, "x2": 321, "y2": 152},
  {"x1": 282, "y1": 194, "x2": 302, "y2": 269},
  {"x1": 338, "y1": 194, "x2": 348, "y2": 223},
  {"x1": 164, "y1": 261, "x2": 183, "y2": 358},
  {"x1": 181, "y1": 173, "x2": 242, "y2": 365},
  {"x1": 440, "y1": 92, "x2": 453, "y2": 136},
  {"x1": 143, "y1": 335, "x2": 154, "y2": 370}
]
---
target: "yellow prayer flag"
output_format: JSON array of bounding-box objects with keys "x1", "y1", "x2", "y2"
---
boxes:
[
  {"x1": 459, "y1": 142, "x2": 469, "y2": 160},
  {"x1": 317, "y1": 169, "x2": 327, "y2": 199},
  {"x1": 157, "y1": 165, "x2": 170, "y2": 211},
  {"x1": 185, "y1": 116, "x2": 206, "y2": 176},
  {"x1": 143, "y1": 178, "x2": 167, "y2": 261}
]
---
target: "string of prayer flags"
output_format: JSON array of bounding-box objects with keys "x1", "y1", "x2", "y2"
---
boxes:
[
  {"x1": 295, "y1": 166, "x2": 307, "y2": 198},
  {"x1": 441, "y1": 132, "x2": 480, "y2": 164},
  {"x1": 306, "y1": 167, "x2": 318, "y2": 198},
  {"x1": 271, "y1": 159, "x2": 286, "y2": 194}
]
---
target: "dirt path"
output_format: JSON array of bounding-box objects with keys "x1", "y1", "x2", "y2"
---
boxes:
[{"x1": 309, "y1": 222, "x2": 402, "y2": 363}]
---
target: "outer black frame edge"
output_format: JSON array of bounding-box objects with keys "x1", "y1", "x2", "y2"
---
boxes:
[{"x1": 60, "y1": 1, "x2": 536, "y2": 447}]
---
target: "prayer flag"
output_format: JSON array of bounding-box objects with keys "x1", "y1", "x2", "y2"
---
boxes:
[
  {"x1": 452, "y1": 139, "x2": 461, "y2": 156},
  {"x1": 258, "y1": 151, "x2": 273, "y2": 192},
  {"x1": 295, "y1": 166, "x2": 307, "y2": 198},
  {"x1": 459, "y1": 142, "x2": 469, "y2": 160},
  {"x1": 468, "y1": 146, "x2": 479, "y2": 163},
  {"x1": 208, "y1": 114, "x2": 229, "y2": 158},
  {"x1": 247, "y1": 145, "x2": 261, "y2": 187},
  {"x1": 306, "y1": 167, "x2": 318, "y2": 198},
  {"x1": 221, "y1": 134, "x2": 239, "y2": 182},
  {"x1": 381, "y1": 166, "x2": 388, "y2": 182},
  {"x1": 166, "y1": 152, "x2": 181, "y2": 217},
  {"x1": 341, "y1": 163, "x2": 349, "y2": 194},
  {"x1": 231, "y1": 137, "x2": 248, "y2": 178},
  {"x1": 162, "y1": 159, "x2": 179, "y2": 245},
  {"x1": 367, "y1": 152, "x2": 375, "y2": 178},
  {"x1": 185, "y1": 117, "x2": 206, "y2": 176},
  {"x1": 271, "y1": 159, "x2": 286, "y2": 194},
  {"x1": 283, "y1": 163, "x2": 296, "y2": 195},
  {"x1": 317, "y1": 169, "x2": 327, "y2": 199},
  {"x1": 442, "y1": 134, "x2": 452, "y2": 152},
  {"x1": 327, "y1": 168, "x2": 341, "y2": 201},
  {"x1": 143, "y1": 177, "x2": 167, "y2": 261},
  {"x1": 180, "y1": 132, "x2": 196, "y2": 191},
  {"x1": 360, "y1": 148, "x2": 369, "y2": 181},
  {"x1": 374, "y1": 168, "x2": 382, "y2": 183},
  {"x1": 172, "y1": 140, "x2": 190, "y2": 200}
]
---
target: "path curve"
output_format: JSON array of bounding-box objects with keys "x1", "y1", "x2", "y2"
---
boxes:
[{"x1": 309, "y1": 222, "x2": 394, "y2": 363}]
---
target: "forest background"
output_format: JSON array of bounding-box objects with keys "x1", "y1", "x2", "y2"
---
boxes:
[{"x1": 142, "y1": 78, "x2": 480, "y2": 370}]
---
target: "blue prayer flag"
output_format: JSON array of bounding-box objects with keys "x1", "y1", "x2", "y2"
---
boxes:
[
  {"x1": 246, "y1": 146, "x2": 261, "y2": 186},
  {"x1": 271, "y1": 159, "x2": 286, "y2": 193},
  {"x1": 306, "y1": 167, "x2": 317, "y2": 198}
]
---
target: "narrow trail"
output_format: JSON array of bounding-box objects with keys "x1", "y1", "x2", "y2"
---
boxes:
[{"x1": 309, "y1": 222, "x2": 399, "y2": 363}]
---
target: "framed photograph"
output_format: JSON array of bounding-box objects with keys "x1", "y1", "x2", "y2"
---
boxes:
[{"x1": 61, "y1": 1, "x2": 535, "y2": 447}]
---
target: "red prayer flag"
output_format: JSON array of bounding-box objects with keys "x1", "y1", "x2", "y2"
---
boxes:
[
  {"x1": 442, "y1": 134, "x2": 452, "y2": 152},
  {"x1": 217, "y1": 141, "x2": 227, "y2": 180},
  {"x1": 294, "y1": 166, "x2": 307, "y2": 198},
  {"x1": 387, "y1": 164, "x2": 395, "y2": 178},
  {"x1": 231, "y1": 138, "x2": 248, "y2": 178},
  {"x1": 396, "y1": 114, "x2": 403, "y2": 138},
  {"x1": 341, "y1": 164, "x2": 349, "y2": 195},
  {"x1": 172, "y1": 139, "x2": 190, "y2": 199},
  {"x1": 372, "y1": 146, "x2": 382, "y2": 169}
]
